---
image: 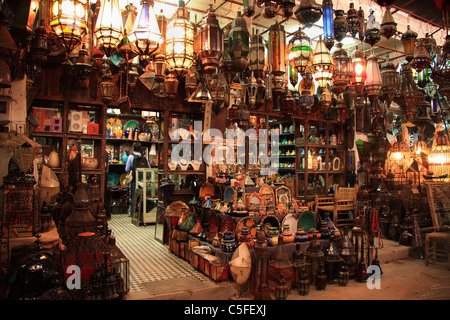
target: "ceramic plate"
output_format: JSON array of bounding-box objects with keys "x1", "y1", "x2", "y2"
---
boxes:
[
  {"x1": 125, "y1": 120, "x2": 139, "y2": 132},
  {"x1": 282, "y1": 213, "x2": 298, "y2": 233},
  {"x1": 107, "y1": 173, "x2": 120, "y2": 186},
  {"x1": 297, "y1": 211, "x2": 317, "y2": 232},
  {"x1": 119, "y1": 173, "x2": 127, "y2": 186},
  {"x1": 236, "y1": 217, "x2": 257, "y2": 240},
  {"x1": 260, "y1": 215, "x2": 280, "y2": 236},
  {"x1": 165, "y1": 201, "x2": 189, "y2": 217}
]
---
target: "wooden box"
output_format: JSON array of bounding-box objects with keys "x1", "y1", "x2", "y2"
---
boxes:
[{"x1": 210, "y1": 261, "x2": 229, "y2": 282}]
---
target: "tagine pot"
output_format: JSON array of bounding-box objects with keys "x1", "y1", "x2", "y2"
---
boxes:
[
  {"x1": 295, "y1": 228, "x2": 308, "y2": 242},
  {"x1": 319, "y1": 221, "x2": 331, "y2": 239},
  {"x1": 221, "y1": 231, "x2": 237, "y2": 252},
  {"x1": 281, "y1": 224, "x2": 295, "y2": 244}
]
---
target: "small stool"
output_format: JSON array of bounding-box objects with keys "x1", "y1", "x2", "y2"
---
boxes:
[{"x1": 425, "y1": 232, "x2": 450, "y2": 269}]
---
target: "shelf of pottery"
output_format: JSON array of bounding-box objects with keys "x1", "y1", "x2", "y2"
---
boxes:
[{"x1": 268, "y1": 119, "x2": 296, "y2": 175}]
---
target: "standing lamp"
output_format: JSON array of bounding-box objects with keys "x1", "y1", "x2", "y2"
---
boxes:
[
  {"x1": 94, "y1": 0, "x2": 124, "y2": 57},
  {"x1": 251, "y1": 230, "x2": 273, "y2": 300},
  {"x1": 325, "y1": 235, "x2": 344, "y2": 284},
  {"x1": 322, "y1": 0, "x2": 334, "y2": 50},
  {"x1": 199, "y1": 5, "x2": 223, "y2": 75},
  {"x1": 275, "y1": 273, "x2": 289, "y2": 300},
  {"x1": 350, "y1": 50, "x2": 367, "y2": 96},
  {"x1": 310, "y1": 38, "x2": 335, "y2": 88},
  {"x1": 340, "y1": 227, "x2": 357, "y2": 278},
  {"x1": 305, "y1": 232, "x2": 325, "y2": 284},
  {"x1": 49, "y1": 0, "x2": 89, "y2": 54},
  {"x1": 298, "y1": 266, "x2": 310, "y2": 295},
  {"x1": 338, "y1": 263, "x2": 350, "y2": 286},
  {"x1": 292, "y1": 243, "x2": 305, "y2": 290}
]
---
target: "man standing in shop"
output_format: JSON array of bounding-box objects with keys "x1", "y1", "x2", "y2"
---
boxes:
[{"x1": 126, "y1": 142, "x2": 150, "y2": 217}]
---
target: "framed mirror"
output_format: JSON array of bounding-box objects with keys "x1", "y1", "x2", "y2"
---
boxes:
[
  {"x1": 248, "y1": 192, "x2": 263, "y2": 206},
  {"x1": 275, "y1": 186, "x2": 291, "y2": 206},
  {"x1": 235, "y1": 183, "x2": 245, "y2": 201},
  {"x1": 333, "y1": 157, "x2": 341, "y2": 171},
  {"x1": 259, "y1": 184, "x2": 275, "y2": 206},
  {"x1": 224, "y1": 186, "x2": 236, "y2": 203}
]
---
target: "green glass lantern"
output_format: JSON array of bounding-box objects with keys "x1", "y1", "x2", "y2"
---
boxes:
[
  {"x1": 288, "y1": 28, "x2": 312, "y2": 77},
  {"x1": 228, "y1": 11, "x2": 250, "y2": 73}
]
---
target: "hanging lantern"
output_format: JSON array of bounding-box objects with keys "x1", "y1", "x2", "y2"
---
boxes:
[
  {"x1": 310, "y1": 38, "x2": 335, "y2": 88},
  {"x1": 243, "y1": 0, "x2": 256, "y2": 17},
  {"x1": 331, "y1": 42, "x2": 352, "y2": 96},
  {"x1": 387, "y1": 132, "x2": 412, "y2": 176},
  {"x1": 339, "y1": 227, "x2": 357, "y2": 278},
  {"x1": 295, "y1": 0, "x2": 323, "y2": 29},
  {"x1": 236, "y1": 101, "x2": 251, "y2": 130},
  {"x1": 128, "y1": 0, "x2": 163, "y2": 62},
  {"x1": 401, "y1": 25, "x2": 418, "y2": 62},
  {"x1": 228, "y1": 12, "x2": 250, "y2": 73},
  {"x1": 288, "y1": 28, "x2": 312, "y2": 77},
  {"x1": 431, "y1": 36, "x2": 450, "y2": 100},
  {"x1": 320, "y1": 86, "x2": 332, "y2": 115},
  {"x1": 411, "y1": 38, "x2": 432, "y2": 73},
  {"x1": 249, "y1": 30, "x2": 267, "y2": 80},
  {"x1": 153, "y1": 53, "x2": 167, "y2": 83},
  {"x1": 429, "y1": 130, "x2": 450, "y2": 177},
  {"x1": 289, "y1": 64, "x2": 299, "y2": 88},
  {"x1": 350, "y1": 50, "x2": 367, "y2": 96},
  {"x1": 49, "y1": 0, "x2": 89, "y2": 54},
  {"x1": 269, "y1": 22, "x2": 287, "y2": 92},
  {"x1": 73, "y1": 44, "x2": 92, "y2": 81},
  {"x1": 209, "y1": 71, "x2": 229, "y2": 108},
  {"x1": 364, "y1": 9, "x2": 381, "y2": 47},
  {"x1": 188, "y1": 75, "x2": 211, "y2": 103},
  {"x1": 422, "y1": 33, "x2": 437, "y2": 59},
  {"x1": 94, "y1": 0, "x2": 124, "y2": 57},
  {"x1": 333, "y1": 9, "x2": 348, "y2": 43},
  {"x1": 99, "y1": 59, "x2": 115, "y2": 104},
  {"x1": 395, "y1": 63, "x2": 423, "y2": 119},
  {"x1": 322, "y1": 0, "x2": 334, "y2": 50},
  {"x1": 365, "y1": 53, "x2": 382, "y2": 100},
  {"x1": 185, "y1": 65, "x2": 199, "y2": 98},
  {"x1": 165, "y1": 0, "x2": 195, "y2": 77},
  {"x1": 380, "y1": 6, "x2": 397, "y2": 40},
  {"x1": 247, "y1": 71, "x2": 259, "y2": 108},
  {"x1": 380, "y1": 58, "x2": 399, "y2": 108},
  {"x1": 199, "y1": 5, "x2": 223, "y2": 75},
  {"x1": 347, "y1": 3, "x2": 360, "y2": 38},
  {"x1": 281, "y1": 0, "x2": 296, "y2": 18},
  {"x1": 28, "y1": 20, "x2": 50, "y2": 68},
  {"x1": 357, "y1": 6, "x2": 365, "y2": 41},
  {"x1": 263, "y1": 1, "x2": 279, "y2": 19},
  {"x1": 150, "y1": 10, "x2": 169, "y2": 83}
]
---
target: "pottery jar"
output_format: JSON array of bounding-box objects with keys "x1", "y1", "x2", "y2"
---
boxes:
[
  {"x1": 221, "y1": 231, "x2": 237, "y2": 252},
  {"x1": 295, "y1": 228, "x2": 308, "y2": 242}
]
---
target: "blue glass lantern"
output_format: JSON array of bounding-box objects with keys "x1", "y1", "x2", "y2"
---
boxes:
[{"x1": 322, "y1": 0, "x2": 334, "y2": 50}]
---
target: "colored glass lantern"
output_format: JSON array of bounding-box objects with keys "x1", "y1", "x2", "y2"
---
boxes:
[
  {"x1": 322, "y1": 0, "x2": 334, "y2": 50},
  {"x1": 243, "y1": 0, "x2": 256, "y2": 17},
  {"x1": 347, "y1": 3, "x2": 360, "y2": 38},
  {"x1": 228, "y1": 11, "x2": 250, "y2": 73},
  {"x1": 281, "y1": 0, "x2": 296, "y2": 18},
  {"x1": 288, "y1": 28, "x2": 312, "y2": 77},
  {"x1": 333, "y1": 9, "x2": 348, "y2": 43},
  {"x1": 411, "y1": 38, "x2": 432, "y2": 73},
  {"x1": 401, "y1": 25, "x2": 418, "y2": 62},
  {"x1": 128, "y1": 0, "x2": 163, "y2": 62},
  {"x1": 199, "y1": 5, "x2": 223, "y2": 75},
  {"x1": 269, "y1": 21, "x2": 287, "y2": 92},
  {"x1": 49, "y1": 0, "x2": 88, "y2": 54},
  {"x1": 350, "y1": 50, "x2": 367, "y2": 95},
  {"x1": 295, "y1": 0, "x2": 323, "y2": 29},
  {"x1": 94, "y1": 0, "x2": 124, "y2": 57},
  {"x1": 364, "y1": 9, "x2": 380, "y2": 47},
  {"x1": 208, "y1": 70, "x2": 229, "y2": 108},
  {"x1": 165, "y1": 0, "x2": 195, "y2": 77},
  {"x1": 263, "y1": 1, "x2": 279, "y2": 19},
  {"x1": 428, "y1": 130, "x2": 450, "y2": 177},
  {"x1": 365, "y1": 53, "x2": 382, "y2": 100},
  {"x1": 311, "y1": 38, "x2": 335, "y2": 88},
  {"x1": 380, "y1": 6, "x2": 397, "y2": 40},
  {"x1": 249, "y1": 30, "x2": 267, "y2": 80},
  {"x1": 331, "y1": 42, "x2": 352, "y2": 96},
  {"x1": 395, "y1": 63, "x2": 423, "y2": 119},
  {"x1": 380, "y1": 58, "x2": 399, "y2": 108}
]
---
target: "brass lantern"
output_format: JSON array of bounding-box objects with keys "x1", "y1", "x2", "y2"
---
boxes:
[
  {"x1": 288, "y1": 28, "x2": 312, "y2": 77},
  {"x1": 380, "y1": 6, "x2": 397, "y2": 40},
  {"x1": 128, "y1": 0, "x2": 163, "y2": 62},
  {"x1": 73, "y1": 44, "x2": 92, "y2": 81},
  {"x1": 263, "y1": 0, "x2": 279, "y2": 19},
  {"x1": 99, "y1": 59, "x2": 115, "y2": 104},
  {"x1": 165, "y1": 0, "x2": 195, "y2": 77},
  {"x1": 331, "y1": 42, "x2": 352, "y2": 96},
  {"x1": 281, "y1": 0, "x2": 296, "y2": 18},
  {"x1": 411, "y1": 38, "x2": 432, "y2": 73},
  {"x1": 94, "y1": 0, "x2": 124, "y2": 57},
  {"x1": 380, "y1": 58, "x2": 399, "y2": 108},
  {"x1": 199, "y1": 5, "x2": 223, "y2": 75},
  {"x1": 334, "y1": 9, "x2": 348, "y2": 43},
  {"x1": 310, "y1": 38, "x2": 335, "y2": 88},
  {"x1": 350, "y1": 50, "x2": 367, "y2": 96},
  {"x1": 243, "y1": 0, "x2": 256, "y2": 17},
  {"x1": 428, "y1": 129, "x2": 450, "y2": 178},
  {"x1": 401, "y1": 25, "x2": 418, "y2": 62},
  {"x1": 364, "y1": 9, "x2": 381, "y2": 47},
  {"x1": 347, "y1": 3, "x2": 360, "y2": 38},
  {"x1": 249, "y1": 30, "x2": 267, "y2": 80},
  {"x1": 49, "y1": 0, "x2": 89, "y2": 54},
  {"x1": 29, "y1": 20, "x2": 50, "y2": 68},
  {"x1": 395, "y1": 63, "x2": 423, "y2": 120},
  {"x1": 247, "y1": 71, "x2": 259, "y2": 108},
  {"x1": 228, "y1": 11, "x2": 250, "y2": 73},
  {"x1": 269, "y1": 21, "x2": 287, "y2": 92},
  {"x1": 365, "y1": 53, "x2": 382, "y2": 100},
  {"x1": 295, "y1": 0, "x2": 322, "y2": 29},
  {"x1": 209, "y1": 71, "x2": 229, "y2": 108}
]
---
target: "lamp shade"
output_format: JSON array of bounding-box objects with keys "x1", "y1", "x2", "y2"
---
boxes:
[
  {"x1": 50, "y1": 0, "x2": 89, "y2": 54},
  {"x1": 94, "y1": 0, "x2": 124, "y2": 57},
  {"x1": 310, "y1": 38, "x2": 335, "y2": 88},
  {"x1": 128, "y1": 0, "x2": 163, "y2": 61}
]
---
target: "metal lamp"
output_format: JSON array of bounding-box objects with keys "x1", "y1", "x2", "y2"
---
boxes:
[
  {"x1": 395, "y1": 63, "x2": 423, "y2": 120},
  {"x1": 338, "y1": 263, "x2": 350, "y2": 286},
  {"x1": 431, "y1": 36, "x2": 450, "y2": 100},
  {"x1": 263, "y1": 1, "x2": 279, "y2": 19},
  {"x1": 199, "y1": 5, "x2": 223, "y2": 75},
  {"x1": 228, "y1": 11, "x2": 250, "y2": 73},
  {"x1": 281, "y1": 0, "x2": 296, "y2": 18},
  {"x1": 208, "y1": 70, "x2": 228, "y2": 108},
  {"x1": 49, "y1": 0, "x2": 89, "y2": 55},
  {"x1": 269, "y1": 21, "x2": 287, "y2": 92},
  {"x1": 365, "y1": 53, "x2": 382, "y2": 101},
  {"x1": 275, "y1": 273, "x2": 289, "y2": 300},
  {"x1": 347, "y1": 2, "x2": 360, "y2": 38},
  {"x1": 94, "y1": 0, "x2": 124, "y2": 57},
  {"x1": 340, "y1": 227, "x2": 357, "y2": 279},
  {"x1": 350, "y1": 50, "x2": 367, "y2": 96},
  {"x1": 288, "y1": 28, "x2": 312, "y2": 77},
  {"x1": 401, "y1": 25, "x2": 418, "y2": 62},
  {"x1": 331, "y1": 42, "x2": 352, "y2": 96},
  {"x1": 74, "y1": 44, "x2": 92, "y2": 81},
  {"x1": 428, "y1": 130, "x2": 450, "y2": 177},
  {"x1": 311, "y1": 38, "x2": 335, "y2": 88},
  {"x1": 249, "y1": 30, "x2": 267, "y2": 80},
  {"x1": 305, "y1": 232, "x2": 325, "y2": 283},
  {"x1": 29, "y1": 20, "x2": 50, "y2": 68},
  {"x1": 295, "y1": 0, "x2": 322, "y2": 29},
  {"x1": 243, "y1": 0, "x2": 256, "y2": 17},
  {"x1": 322, "y1": 0, "x2": 334, "y2": 50},
  {"x1": 364, "y1": 9, "x2": 381, "y2": 47},
  {"x1": 380, "y1": 6, "x2": 397, "y2": 40},
  {"x1": 128, "y1": 0, "x2": 163, "y2": 62},
  {"x1": 380, "y1": 58, "x2": 400, "y2": 108},
  {"x1": 411, "y1": 38, "x2": 432, "y2": 73},
  {"x1": 247, "y1": 71, "x2": 259, "y2": 108},
  {"x1": 99, "y1": 59, "x2": 115, "y2": 104},
  {"x1": 334, "y1": 9, "x2": 348, "y2": 43}
]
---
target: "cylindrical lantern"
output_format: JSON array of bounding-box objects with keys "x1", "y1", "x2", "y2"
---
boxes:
[
  {"x1": 365, "y1": 53, "x2": 382, "y2": 100},
  {"x1": 228, "y1": 11, "x2": 250, "y2": 73},
  {"x1": 395, "y1": 63, "x2": 423, "y2": 119},
  {"x1": 380, "y1": 58, "x2": 399, "y2": 107},
  {"x1": 199, "y1": 5, "x2": 223, "y2": 75},
  {"x1": 429, "y1": 130, "x2": 450, "y2": 178},
  {"x1": 350, "y1": 50, "x2": 367, "y2": 96},
  {"x1": 331, "y1": 42, "x2": 352, "y2": 96},
  {"x1": 288, "y1": 28, "x2": 312, "y2": 77},
  {"x1": 165, "y1": 0, "x2": 195, "y2": 77},
  {"x1": 49, "y1": 0, "x2": 89, "y2": 54},
  {"x1": 401, "y1": 25, "x2": 418, "y2": 62},
  {"x1": 269, "y1": 21, "x2": 287, "y2": 92},
  {"x1": 311, "y1": 38, "x2": 335, "y2": 88},
  {"x1": 322, "y1": 0, "x2": 334, "y2": 50},
  {"x1": 94, "y1": 0, "x2": 124, "y2": 57},
  {"x1": 249, "y1": 30, "x2": 267, "y2": 80},
  {"x1": 347, "y1": 2, "x2": 360, "y2": 38},
  {"x1": 334, "y1": 9, "x2": 348, "y2": 43}
]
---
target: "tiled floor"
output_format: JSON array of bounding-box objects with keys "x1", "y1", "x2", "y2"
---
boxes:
[{"x1": 108, "y1": 214, "x2": 208, "y2": 293}]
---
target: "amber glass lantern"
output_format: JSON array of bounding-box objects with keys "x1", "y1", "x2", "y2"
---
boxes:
[
  {"x1": 411, "y1": 38, "x2": 432, "y2": 73},
  {"x1": 199, "y1": 5, "x2": 223, "y2": 75},
  {"x1": 128, "y1": 0, "x2": 163, "y2": 62},
  {"x1": 365, "y1": 53, "x2": 382, "y2": 100},
  {"x1": 269, "y1": 22, "x2": 287, "y2": 92},
  {"x1": 288, "y1": 28, "x2": 312, "y2": 77},
  {"x1": 429, "y1": 130, "x2": 450, "y2": 178},
  {"x1": 380, "y1": 6, "x2": 397, "y2": 40},
  {"x1": 395, "y1": 64, "x2": 423, "y2": 120},
  {"x1": 94, "y1": 0, "x2": 124, "y2": 57},
  {"x1": 331, "y1": 42, "x2": 352, "y2": 96},
  {"x1": 165, "y1": 0, "x2": 195, "y2": 77},
  {"x1": 50, "y1": 0, "x2": 89, "y2": 54},
  {"x1": 401, "y1": 25, "x2": 418, "y2": 62},
  {"x1": 380, "y1": 58, "x2": 399, "y2": 108},
  {"x1": 311, "y1": 38, "x2": 335, "y2": 88},
  {"x1": 387, "y1": 133, "x2": 412, "y2": 179},
  {"x1": 350, "y1": 50, "x2": 367, "y2": 96}
]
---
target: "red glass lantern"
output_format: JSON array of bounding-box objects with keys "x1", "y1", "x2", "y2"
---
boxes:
[{"x1": 350, "y1": 50, "x2": 367, "y2": 96}]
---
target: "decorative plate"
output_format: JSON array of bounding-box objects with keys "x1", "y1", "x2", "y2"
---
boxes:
[
  {"x1": 119, "y1": 173, "x2": 127, "y2": 186},
  {"x1": 260, "y1": 215, "x2": 280, "y2": 237},
  {"x1": 199, "y1": 182, "x2": 215, "y2": 198},
  {"x1": 297, "y1": 211, "x2": 317, "y2": 232},
  {"x1": 282, "y1": 213, "x2": 298, "y2": 233},
  {"x1": 220, "y1": 215, "x2": 236, "y2": 234},
  {"x1": 236, "y1": 217, "x2": 257, "y2": 240},
  {"x1": 107, "y1": 173, "x2": 120, "y2": 186},
  {"x1": 125, "y1": 120, "x2": 139, "y2": 132}
]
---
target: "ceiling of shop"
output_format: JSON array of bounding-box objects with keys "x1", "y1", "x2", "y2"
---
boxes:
[{"x1": 390, "y1": 0, "x2": 446, "y2": 29}]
